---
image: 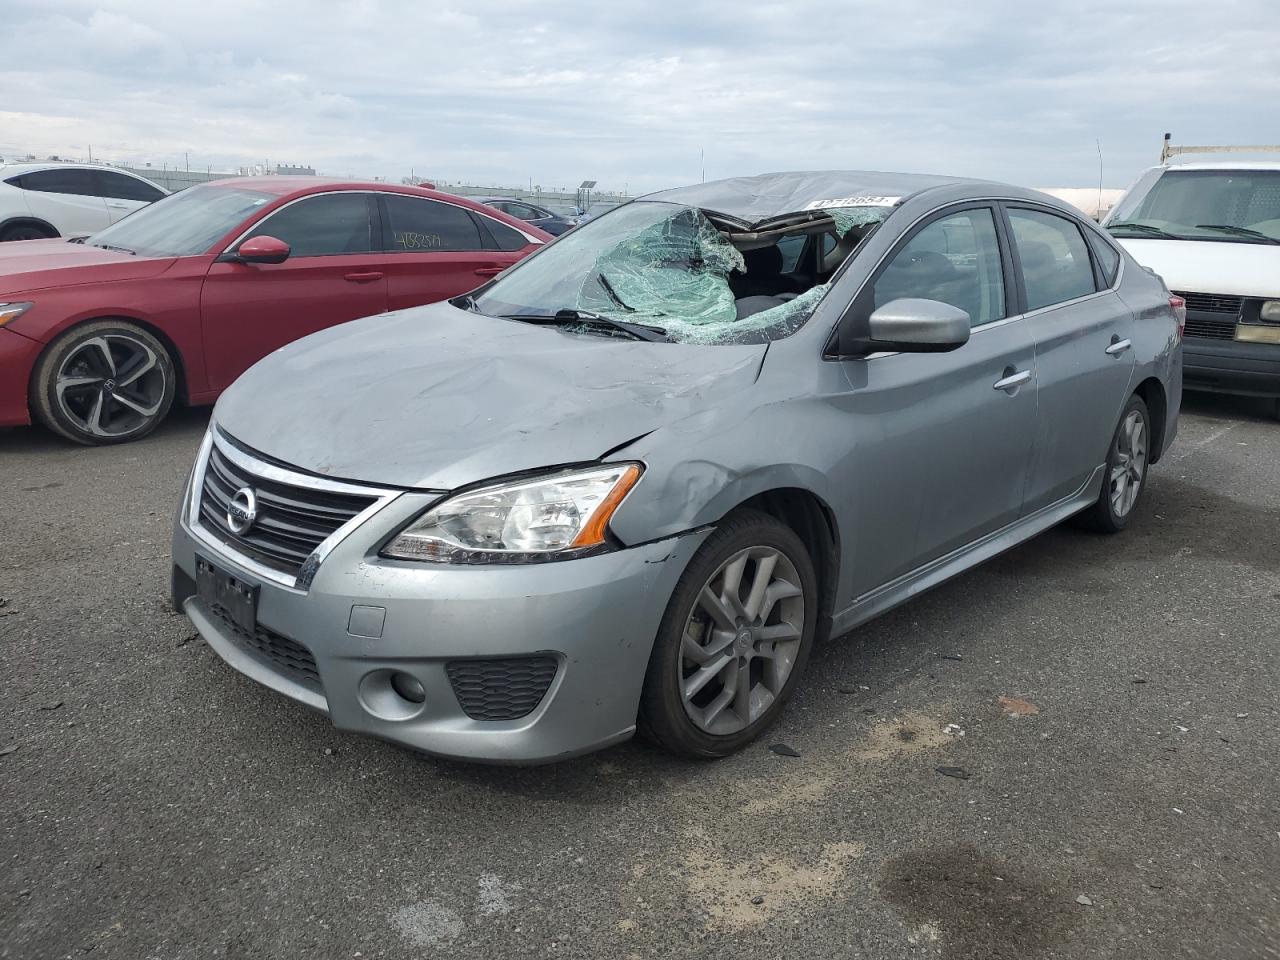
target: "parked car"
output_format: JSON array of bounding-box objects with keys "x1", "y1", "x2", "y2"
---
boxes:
[
  {"x1": 171, "y1": 171, "x2": 1182, "y2": 764},
  {"x1": 1104, "y1": 161, "x2": 1280, "y2": 415},
  {"x1": 577, "y1": 201, "x2": 622, "y2": 223},
  {"x1": 0, "y1": 162, "x2": 168, "y2": 241},
  {"x1": 468, "y1": 197, "x2": 578, "y2": 235},
  {"x1": 0, "y1": 178, "x2": 548, "y2": 444}
]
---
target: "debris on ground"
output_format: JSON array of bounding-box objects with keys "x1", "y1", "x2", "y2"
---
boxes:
[
  {"x1": 943, "y1": 724, "x2": 965, "y2": 737},
  {"x1": 750, "y1": 896, "x2": 764, "y2": 905},
  {"x1": 38, "y1": 701, "x2": 63, "y2": 711},
  {"x1": 1076, "y1": 894, "x2": 1094, "y2": 906},
  {"x1": 935, "y1": 766, "x2": 970, "y2": 780},
  {"x1": 939, "y1": 654, "x2": 964, "y2": 662},
  {"x1": 1132, "y1": 677, "x2": 1148, "y2": 684},
  {"x1": 0, "y1": 745, "x2": 18, "y2": 757},
  {"x1": 768, "y1": 743, "x2": 801, "y2": 758},
  {"x1": 998, "y1": 695, "x2": 1040, "y2": 717}
]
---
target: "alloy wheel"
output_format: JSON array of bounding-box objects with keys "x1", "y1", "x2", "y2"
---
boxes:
[
  {"x1": 1110, "y1": 408, "x2": 1147, "y2": 518},
  {"x1": 679, "y1": 545, "x2": 805, "y2": 736},
  {"x1": 54, "y1": 334, "x2": 167, "y2": 439}
]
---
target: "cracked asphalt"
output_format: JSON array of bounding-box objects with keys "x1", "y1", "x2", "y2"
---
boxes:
[{"x1": 2, "y1": 393, "x2": 1278, "y2": 959}]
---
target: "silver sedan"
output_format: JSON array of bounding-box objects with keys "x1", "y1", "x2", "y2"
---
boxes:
[{"x1": 171, "y1": 170, "x2": 1182, "y2": 763}]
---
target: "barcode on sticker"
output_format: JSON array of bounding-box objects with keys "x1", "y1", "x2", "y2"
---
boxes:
[{"x1": 803, "y1": 196, "x2": 901, "y2": 210}]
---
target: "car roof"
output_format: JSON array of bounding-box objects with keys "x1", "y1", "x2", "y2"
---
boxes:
[
  {"x1": 1156, "y1": 160, "x2": 1280, "y2": 172},
  {"x1": 0, "y1": 161, "x2": 156, "y2": 178},
  {"x1": 640, "y1": 170, "x2": 1000, "y2": 225},
  {"x1": 202, "y1": 177, "x2": 514, "y2": 206}
]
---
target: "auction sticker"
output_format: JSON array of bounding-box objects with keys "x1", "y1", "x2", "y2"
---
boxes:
[{"x1": 803, "y1": 196, "x2": 901, "y2": 210}]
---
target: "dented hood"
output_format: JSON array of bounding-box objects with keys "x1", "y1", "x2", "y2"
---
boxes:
[{"x1": 213, "y1": 302, "x2": 767, "y2": 490}]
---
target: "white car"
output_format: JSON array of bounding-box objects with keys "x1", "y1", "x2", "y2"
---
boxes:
[
  {"x1": 1104, "y1": 161, "x2": 1280, "y2": 415},
  {"x1": 0, "y1": 162, "x2": 168, "y2": 242}
]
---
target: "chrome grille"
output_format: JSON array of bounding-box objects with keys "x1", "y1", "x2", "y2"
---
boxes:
[{"x1": 197, "y1": 440, "x2": 377, "y2": 578}]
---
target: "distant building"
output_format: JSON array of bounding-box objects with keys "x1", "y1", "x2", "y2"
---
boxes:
[{"x1": 275, "y1": 164, "x2": 316, "y2": 176}]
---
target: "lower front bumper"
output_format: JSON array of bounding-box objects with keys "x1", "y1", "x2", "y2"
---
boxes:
[
  {"x1": 172, "y1": 500, "x2": 706, "y2": 764},
  {"x1": 0, "y1": 327, "x2": 40, "y2": 427},
  {"x1": 1183, "y1": 337, "x2": 1280, "y2": 399}
]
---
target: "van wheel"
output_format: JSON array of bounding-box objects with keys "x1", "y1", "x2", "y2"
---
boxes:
[
  {"x1": 31, "y1": 320, "x2": 175, "y2": 445},
  {"x1": 1073, "y1": 394, "x2": 1151, "y2": 534},
  {"x1": 638, "y1": 509, "x2": 817, "y2": 759}
]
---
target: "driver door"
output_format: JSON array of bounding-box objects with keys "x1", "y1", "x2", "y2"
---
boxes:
[
  {"x1": 199, "y1": 191, "x2": 388, "y2": 391},
  {"x1": 834, "y1": 204, "x2": 1040, "y2": 597}
]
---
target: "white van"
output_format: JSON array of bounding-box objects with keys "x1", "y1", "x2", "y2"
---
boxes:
[{"x1": 1104, "y1": 161, "x2": 1280, "y2": 416}]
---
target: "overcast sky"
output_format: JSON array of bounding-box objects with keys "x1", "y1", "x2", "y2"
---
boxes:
[{"x1": 1, "y1": 0, "x2": 1276, "y2": 195}]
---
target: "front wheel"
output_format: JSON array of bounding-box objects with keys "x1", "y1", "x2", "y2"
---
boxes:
[
  {"x1": 1073, "y1": 394, "x2": 1151, "y2": 533},
  {"x1": 638, "y1": 509, "x2": 818, "y2": 759},
  {"x1": 0, "y1": 222, "x2": 56, "y2": 242},
  {"x1": 30, "y1": 320, "x2": 176, "y2": 445}
]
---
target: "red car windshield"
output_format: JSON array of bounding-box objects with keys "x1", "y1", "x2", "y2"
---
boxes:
[{"x1": 86, "y1": 184, "x2": 275, "y2": 258}]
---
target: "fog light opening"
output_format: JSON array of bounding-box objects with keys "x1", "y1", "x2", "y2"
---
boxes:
[{"x1": 390, "y1": 671, "x2": 426, "y2": 704}]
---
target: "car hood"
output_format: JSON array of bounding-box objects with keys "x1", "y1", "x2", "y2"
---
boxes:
[
  {"x1": 214, "y1": 302, "x2": 768, "y2": 490},
  {"x1": 1116, "y1": 238, "x2": 1280, "y2": 298},
  {"x1": 0, "y1": 238, "x2": 176, "y2": 294}
]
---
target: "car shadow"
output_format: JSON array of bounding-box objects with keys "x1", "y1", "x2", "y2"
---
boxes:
[
  {"x1": 1181, "y1": 389, "x2": 1276, "y2": 423},
  {"x1": 0, "y1": 404, "x2": 211, "y2": 454}
]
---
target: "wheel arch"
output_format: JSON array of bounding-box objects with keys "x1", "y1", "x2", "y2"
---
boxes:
[
  {"x1": 0, "y1": 215, "x2": 60, "y2": 239},
  {"x1": 725, "y1": 487, "x2": 841, "y2": 645},
  {"x1": 31, "y1": 314, "x2": 191, "y2": 405},
  {"x1": 1133, "y1": 376, "x2": 1168, "y2": 463}
]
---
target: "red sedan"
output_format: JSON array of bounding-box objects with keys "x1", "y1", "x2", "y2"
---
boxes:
[{"x1": 0, "y1": 178, "x2": 549, "y2": 444}]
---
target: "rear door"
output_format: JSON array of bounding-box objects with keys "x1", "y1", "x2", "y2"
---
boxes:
[
  {"x1": 96, "y1": 170, "x2": 166, "y2": 223},
  {"x1": 199, "y1": 191, "x2": 388, "y2": 390},
  {"x1": 838, "y1": 204, "x2": 1039, "y2": 594},
  {"x1": 15, "y1": 169, "x2": 111, "y2": 234},
  {"x1": 374, "y1": 194, "x2": 528, "y2": 310},
  {"x1": 1003, "y1": 204, "x2": 1136, "y2": 512}
]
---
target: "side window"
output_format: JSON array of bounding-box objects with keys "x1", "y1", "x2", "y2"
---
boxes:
[
  {"x1": 97, "y1": 171, "x2": 165, "y2": 203},
  {"x1": 476, "y1": 214, "x2": 531, "y2": 252},
  {"x1": 873, "y1": 208, "x2": 1006, "y2": 328},
  {"x1": 514, "y1": 204, "x2": 547, "y2": 221},
  {"x1": 20, "y1": 169, "x2": 100, "y2": 197},
  {"x1": 1085, "y1": 230, "x2": 1121, "y2": 286},
  {"x1": 775, "y1": 234, "x2": 807, "y2": 273},
  {"x1": 1008, "y1": 208, "x2": 1098, "y2": 310},
  {"x1": 383, "y1": 195, "x2": 483, "y2": 251},
  {"x1": 244, "y1": 193, "x2": 373, "y2": 257}
]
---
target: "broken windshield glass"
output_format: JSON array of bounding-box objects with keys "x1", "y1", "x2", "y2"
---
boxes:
[{"x1": 472, "y1": 200, "x2": 891, "y2": 345}]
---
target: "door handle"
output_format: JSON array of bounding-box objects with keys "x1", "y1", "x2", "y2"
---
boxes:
[
  {"x1": 343, "y1": 271, "x2": 384, "y2": 283},
  {"x1": 473, "y1": 266, "x2": 505, "y2": 277},
  {"x1": 993, "y1": 369, "x2": 1032, "y2": 392},
  {"x1": 1105, "y1": 337, "x2": 1132, "y2": 356},
  {"x1": 107, "y1": 202, "x2": 131, "y2": 209}
]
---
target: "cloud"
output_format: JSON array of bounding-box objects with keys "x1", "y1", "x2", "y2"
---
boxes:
[{"x1": 0, "y1": 0, "x2": 1275, "y2": 193}]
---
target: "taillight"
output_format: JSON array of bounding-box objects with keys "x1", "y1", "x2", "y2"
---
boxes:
[{"x1": 1169, "y1": 295, "x2": 1186, "y2": 339}]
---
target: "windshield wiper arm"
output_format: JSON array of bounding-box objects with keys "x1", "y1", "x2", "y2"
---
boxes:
[
  {"x1": 501, "y1": 310, "x2": 668, "y2": 342},
  {"x1": 92, "y1": 242, "x2": 136, "y2": 255},
  {"x1": 1194, "y1": 224, "x2": 1280, "y2": 244},
  {"x1": 596, "y1": 272, "x2": 636, "y2": 312},
  {"x1": 1105, "y1": 221, "x2": 1177, "y2": 239}
]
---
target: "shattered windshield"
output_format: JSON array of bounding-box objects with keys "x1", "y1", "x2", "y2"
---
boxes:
[{"x1": 471, "y1": 200, "x2": 891, "y2": 344}]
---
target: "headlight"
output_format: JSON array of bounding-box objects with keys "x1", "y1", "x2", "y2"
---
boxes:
[
  {"x1": 1260, "y1": 300, "x2": 1280, "y2": 323},
  {"x1": 0, "y1": 302, "x2": 33, "y2": 326},
  {"x1": 381, "y1": 463, "x2": 642, "y2": 563}
]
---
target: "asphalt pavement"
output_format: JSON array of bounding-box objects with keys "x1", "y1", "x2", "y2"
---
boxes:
[{"x1": 1, "y1": 394, "x2": 1278, "y2": 960}]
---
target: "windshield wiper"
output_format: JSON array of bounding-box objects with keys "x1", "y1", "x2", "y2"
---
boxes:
[
  {"x1": 596, "y1": 272, "x2": 635, "y2": 312},
  {"x1": 502, "y1": 309, "x2": 668, "y2": 342},
  {"x1": 1105, "y1": 221, "x2": 1178, "y2": 239},
  {"x1": 91, "y1": 242, "x2": 137, "y2": 255},
  {"x1": 1193, "y1": 224, "x2": 1280, "y2": 244}
]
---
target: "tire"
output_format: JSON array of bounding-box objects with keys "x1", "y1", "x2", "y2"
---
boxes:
[
  {"x1": 0, "y1": 222, "x2": 57, "y2": 242},
  {"x1": 638, "y1": 508, "x2": 818, "y2": 759},
  {"x1": 1073, "y1": 394, "x2": 1151, "y2": 534},
  {"x1": 30, "y1": 320, "x2": 176, "y2": 445}
]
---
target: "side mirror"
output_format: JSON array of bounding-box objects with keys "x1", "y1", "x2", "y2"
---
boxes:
[
  {"x1": 226, "y1": 235, "x2": 291, "y2": 265},
  {"x1": 865, "y1": 298, "x2": 971, "y2": 353}
]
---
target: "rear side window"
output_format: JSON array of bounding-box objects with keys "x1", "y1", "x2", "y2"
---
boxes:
[
  {"x1": 1008, "y1": 208, "x2": 1097, "y2": 310},
  {"x1": 18, "y1": 169, "x2": 102, "y2": 197},
  {"x1": 245, "y1": 193, "x2": 374, "y2": 257},
  {"x1": 873, "y1": 208, "x2": 1006, "y2": 328},
  {"x1": 1086, "y1": 230, "x2": 1121, "y2": 285},
  {"x1": 382, "y1": 195, "x2": 484, "y2": 251},
  {"x1": 97, "y1": 171, "x2": 165, "y2": 203},
  {"x1": 474, "y1": 214, "x2": 529, "y2": 252}
]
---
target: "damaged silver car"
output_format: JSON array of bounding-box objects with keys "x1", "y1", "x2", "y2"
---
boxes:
[{"x1": 171, "y1": 171, "x2": 1183, "y2": 763}]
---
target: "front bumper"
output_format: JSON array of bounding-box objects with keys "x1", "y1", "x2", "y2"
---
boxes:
[
  {"x1": 172, "y1": 481, "x2": 705, "y2": 764},
  {"x1": 1183, "y1": 336, "x2": 1280, "y2": 399},
  {"x1": 0, "y1": 327, "x2": 41, "y2": 427}
]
